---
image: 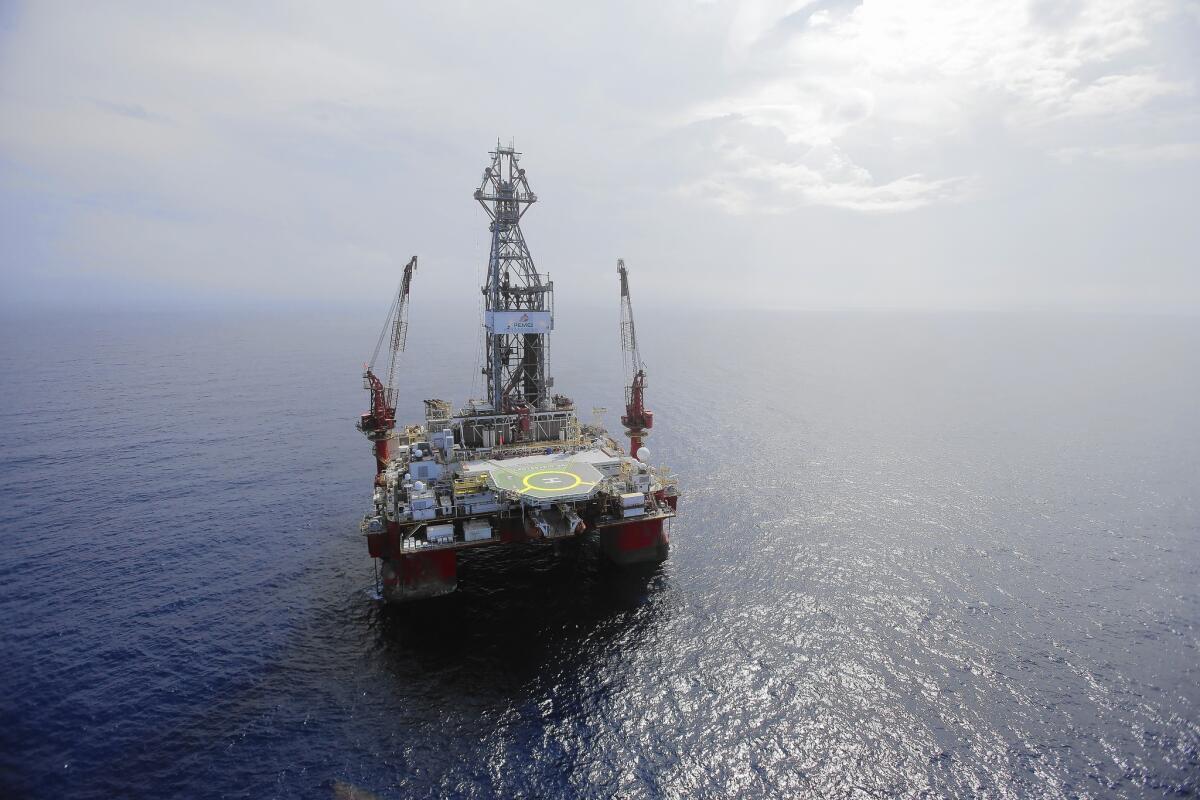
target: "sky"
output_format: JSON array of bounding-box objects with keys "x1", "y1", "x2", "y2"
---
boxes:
[{"x1": 1, "y1": 0, "x2": 1198, "y2": 313}]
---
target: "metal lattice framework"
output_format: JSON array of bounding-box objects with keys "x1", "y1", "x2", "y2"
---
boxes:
[
  {"x1": 618, "y1": 258, "x2": 652, "y2": 454},
  {"x1": 618, "y1": 259, "x2": 644, "y2": 391},
  {"x1": 369, "y1": 256, "x2": 417, "y2": 410},
  {"x1": 474, "y1": 142, "x2": 554, "y2": 411}
]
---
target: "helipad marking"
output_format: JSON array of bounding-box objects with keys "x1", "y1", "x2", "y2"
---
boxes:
[{"x1": 521, "y1": 469, "x2": 592, "y2": 493}]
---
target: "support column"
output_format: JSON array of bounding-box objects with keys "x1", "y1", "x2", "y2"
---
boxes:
[
  {"x1": 380, "y1": 550, "x2": 458, "y2": 602},
  {"x1": 599, "y1": 517, "x2": 669, "y2": 565}
]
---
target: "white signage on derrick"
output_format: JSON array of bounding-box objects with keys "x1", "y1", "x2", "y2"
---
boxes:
[{"x1": 486, "y1": 310, "x2": 553, "y2": 334}]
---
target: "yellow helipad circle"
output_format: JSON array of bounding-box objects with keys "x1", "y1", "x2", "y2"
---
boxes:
[{"x1": 521, "y1": 470, "x2": 584, "y2": 492}]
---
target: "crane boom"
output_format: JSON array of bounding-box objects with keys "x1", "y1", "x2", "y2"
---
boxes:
[
  {"x1": 617, "y1": 259, "x2": 652, "y2": 456},
  {"x1": 359, "y1": 256, "x2": 418, "y2": 476}
]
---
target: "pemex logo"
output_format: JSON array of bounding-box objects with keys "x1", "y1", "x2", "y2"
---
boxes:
[{"x1": 511, "y1": 311, "x2": 536, "y2": 331}]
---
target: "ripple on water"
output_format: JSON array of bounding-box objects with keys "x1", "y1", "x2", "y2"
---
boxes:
[{"x1": 1, "y1": 311, "x2": 1197, "y2": 799}]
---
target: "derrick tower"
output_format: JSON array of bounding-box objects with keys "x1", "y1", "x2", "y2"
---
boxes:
[{"x1": 474, "y1": 143, "x2": 553, "y2": 412}]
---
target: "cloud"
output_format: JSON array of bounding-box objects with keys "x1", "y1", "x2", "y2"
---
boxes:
[
  {"x1": 1053, "y1": 141, "x2": 1200, "y2": 163},
  {"x1": 679, "y1": 0, "x2": 1193, "y2": 215},
  {"x1": 0, "y1": 1, "x2": 1196, "y2": 311},
  {"x1": 678, "y1": 137, "x2": 973, "y2": 213},
  {"x1": 1060, "y1": 72, "x2": 1190, "y2": 119}
]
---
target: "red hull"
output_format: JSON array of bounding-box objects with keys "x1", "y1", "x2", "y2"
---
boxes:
[
  {"x1": 380, "y1": 550, "x2": 457, "y2": 602},
  {"x1": 599, "y1": 516, "x2": 669, "y2": 565}
]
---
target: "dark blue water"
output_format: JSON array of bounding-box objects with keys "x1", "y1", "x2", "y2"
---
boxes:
[{"x1": 1, "y1": 309, "x2": 1197, "y2": 799}]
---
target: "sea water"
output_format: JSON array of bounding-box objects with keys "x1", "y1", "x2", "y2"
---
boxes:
[{"x1": 1, "y1": 309, "x2": 1196, "y2": 798}]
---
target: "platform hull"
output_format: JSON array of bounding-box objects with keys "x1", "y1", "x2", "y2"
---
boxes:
[
  {"x1": 599, "y1": 517, "x2": 669, "y2": 565},
  {"x1": 380, "y1": 551, "x2": 457, "y2": 602}
]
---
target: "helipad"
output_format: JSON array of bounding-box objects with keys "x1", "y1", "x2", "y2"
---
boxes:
[{"x1": 477, "y1": 459, "x2": 606, "y2": 502}]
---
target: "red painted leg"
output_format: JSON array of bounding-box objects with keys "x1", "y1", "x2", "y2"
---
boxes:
[
  {"x1": 380, "y1": 550, "x2": 457, "y2": 602},
  {"x1": 600, "y1": 517, "x2": 669, "y2": 565}
]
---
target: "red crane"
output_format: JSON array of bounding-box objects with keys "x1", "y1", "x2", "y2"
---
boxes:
[
  {"x1": 618, "y1": 259, "x2": 652, "y2": 457},
  {"x1": 359, "y1": 256, "x2": 417, "y2": 476}
]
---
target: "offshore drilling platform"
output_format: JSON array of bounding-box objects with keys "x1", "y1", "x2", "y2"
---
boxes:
[{"x1": 358, "y1": 143, "x2": 679, "y2": 601}]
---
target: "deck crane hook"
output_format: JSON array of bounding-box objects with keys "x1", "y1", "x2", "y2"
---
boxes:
[
  {"x1": 359, "y1": 255, "x2": 418, "y2": 476},
  {"x1": 618, "y1": 259, "x2": 653, "y2": 457}
]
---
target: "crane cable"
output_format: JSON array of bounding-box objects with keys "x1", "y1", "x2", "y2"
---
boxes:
[{"x1": 369, "y1": 289, "x2": 401, "y2": 371}]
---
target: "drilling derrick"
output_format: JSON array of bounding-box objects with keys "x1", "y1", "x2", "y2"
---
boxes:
[
  {"x1": 618, "y1": 259, "x2": 653, "y2": 456},
  {"x1": 358, "y1": 256, "x2": 417, "y2": 476},
  {"x1": 474, "y1": 143, "x2": 553, "y2": 414}
]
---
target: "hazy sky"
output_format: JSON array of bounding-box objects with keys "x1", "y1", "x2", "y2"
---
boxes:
[{"x1": 1, "y1": 1, "x2": 1197, "y2": 312}]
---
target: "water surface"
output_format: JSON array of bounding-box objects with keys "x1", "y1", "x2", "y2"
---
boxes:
[{"x1": 1, "y1": 309, "x2": 1196, "y2": 798}]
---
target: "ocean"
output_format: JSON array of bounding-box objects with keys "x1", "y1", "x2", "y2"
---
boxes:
[{"x1": 1, "y1": 308, "x2": 1197, "y2": 798}]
